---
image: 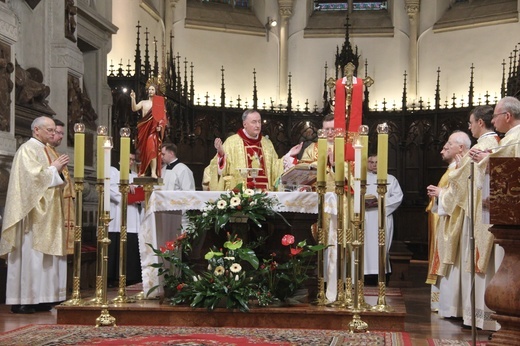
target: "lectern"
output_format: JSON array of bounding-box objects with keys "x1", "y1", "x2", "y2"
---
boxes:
[{"x1": 484, "y1": 157, "x2": 520, "y2": 346}]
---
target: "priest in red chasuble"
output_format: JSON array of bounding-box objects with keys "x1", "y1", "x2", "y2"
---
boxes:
[
  {"x1": 211, "y1": 109, "x2": 303, "y2": 191},
  {"x1": 131, "y1": 81, "x2": 167, "y2": 179}
]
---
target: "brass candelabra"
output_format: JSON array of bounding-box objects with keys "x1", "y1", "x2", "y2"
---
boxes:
[{"x1": 371, "y1": 181, "x2": 393, "y2": 312}]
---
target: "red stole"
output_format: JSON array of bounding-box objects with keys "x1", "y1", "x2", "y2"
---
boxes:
[
  {"x1": 334, "y1": 77, "x2": 364, "y2": 161},
  {"x1": 238, "y1": 129, "x2": 269, "y2": 190}
]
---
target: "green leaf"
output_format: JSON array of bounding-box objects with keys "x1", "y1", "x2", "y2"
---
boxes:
[
  {"x1": 236, "y1": 248, "x2": 259, "y2": 269},
  {"x1": 224, "y1": 238, "x2": 243, "y2": 250}
]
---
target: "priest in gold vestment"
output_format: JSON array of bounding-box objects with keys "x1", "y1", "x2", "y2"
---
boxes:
[
  {"x1": 300, "y1": 113, "x2": 336, "y2": 191},
  {"x1": 0, "y1": 116, "x2": 69, "y2": 314},
  {"x1": 426, "y1": 131, "x2": 471, "y2": 318},
  {"x1": 211, "y1": 109, "x2": 303, "y2": 191},
  {"x1": 48, "y1": 119, "x2": 75, "y2": 255}
]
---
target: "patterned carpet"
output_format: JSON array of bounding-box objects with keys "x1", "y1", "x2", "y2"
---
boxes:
[
  {"x1": 0, "y1": 324, "x2": 412, "y2": 345},
  {"x1": 427, "y1": 340, "x2": 487, "y2": 346}
]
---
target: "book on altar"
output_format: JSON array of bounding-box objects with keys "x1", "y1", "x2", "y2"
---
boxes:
[
  {"x1": 128, "y1": 186, "x2": 145, "y2": 204},
  {"x1": 280, "y1": 162, "x2": 317, "y2": 189}
]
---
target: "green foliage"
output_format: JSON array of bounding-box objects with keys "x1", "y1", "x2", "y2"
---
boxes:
[
  {"x1": 185, "y1": 183, "x2": 289, "y2": 236},
  {"x1": 148, "y1": 184, "x2": 326, "y2": 311}
]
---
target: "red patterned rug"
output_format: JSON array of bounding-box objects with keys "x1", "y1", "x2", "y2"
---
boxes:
[
  {"x1": 0, "y1": 324, "x2": 412, "y2": 345},
  {"x1": 427, "y1": 340, "x2": 487, "y2": 346}
]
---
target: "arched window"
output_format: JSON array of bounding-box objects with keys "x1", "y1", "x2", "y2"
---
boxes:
[
  {"x1": 201, "y1": 0, "x2": 250, "y2": 8},
  {"x1": 313, "y1": 0, "x2": 388, "y2": 12}
]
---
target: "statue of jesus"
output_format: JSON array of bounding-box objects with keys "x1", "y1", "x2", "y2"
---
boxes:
[{"x1": 130, "y1": 83, "x2": 167, "y2": 178}]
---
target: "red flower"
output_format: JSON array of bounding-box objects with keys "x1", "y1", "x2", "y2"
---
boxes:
[
  {"x1": 160, "y1": 246, "x2": 167, "y2": 253},
  {"x1": 236, "y1": 205, "x2": 242, "y2": 210},
  {"x1": 281, "y1": 234, "x2": 295, "y2": 246},
  {"x1": 166, "y1": 241, "x2": 175, "y2": 250},
  {"x1": 290, "y1": 247, "x2": 303, "y2": 256},
  {"x1": 176, "y1": 283, "x2": 185, "y2": 291},
  {"x1": 176, "y1": 233, "x2": 187, "y2": 241}
]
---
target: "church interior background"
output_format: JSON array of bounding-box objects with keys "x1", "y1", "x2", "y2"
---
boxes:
[{"x1": 0, "y1": 0, "x2": 520, "y2": 302}]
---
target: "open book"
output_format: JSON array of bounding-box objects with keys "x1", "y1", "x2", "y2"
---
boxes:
[{"x1": 280, "y1": 162, "x2": 317, "y2": 188}]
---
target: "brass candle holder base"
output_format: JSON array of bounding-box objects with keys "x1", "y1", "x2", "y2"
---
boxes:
[
  {"x1": 96, "y1": 305, "x2": 116, "y2": 327},
  {"x1": 348, "y1": 311, "x2": 369, "y2": 333}
]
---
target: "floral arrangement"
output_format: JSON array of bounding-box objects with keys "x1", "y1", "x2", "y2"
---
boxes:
[
  {"x1": 257, "y1": 234, "x2": 326, "y2": 305},
  {"x1": 185, "y1": 183, "x2": 289, "y2": 235},
  {"x1": 148, "y1": 184, "x2": 326, "y2": 311}
]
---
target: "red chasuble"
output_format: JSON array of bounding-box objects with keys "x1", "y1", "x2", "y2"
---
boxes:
[{"x1": 237, "y1": 129, "x2": 269, "y2": 190}]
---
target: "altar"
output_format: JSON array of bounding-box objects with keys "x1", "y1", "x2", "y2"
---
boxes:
[{"x1": 139, "y1": 190, "x2": 339, "y2": 298}]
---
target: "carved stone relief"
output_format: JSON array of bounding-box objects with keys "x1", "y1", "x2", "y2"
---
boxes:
[
  {"x1": 0, "y1": 42, "x2": 13, "y2": 132},
  {"x1": 67, "y1": 74, "x2": 98, "y2": 145},
  {"x1": 15, "y1": 61, "x2": 52, "y2": 112},
  {"x1": 65, "y1": 0, "x2": 77, "y2": 42}
]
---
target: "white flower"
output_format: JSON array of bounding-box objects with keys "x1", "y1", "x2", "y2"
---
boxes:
[
  {"x1": 202, "y1": 212, "x2": 208, "y2": 217},
  {"x1": 230, "y1": 196, "x2": 241, "y2": 207},
  {"x1": 244, "y1": 189, "x2": 255, "y2": 197},
  {"x1": 208, "y1": 264, "x2": 212, "y2": 270},
  {"x1": 230, "y1": 263, "x2": 242, "y2": 273},
  {"x1": 224, "y1": 256, "x2": 235, "y2": 261},
  {"x1": 214, "y1": 266, "x2": 225, "y2": 276},
  {"x1": 193, "y1": 275, "x2": 198, "y2": 282},
  {"x1": 217, "y1": 200, "x2": 227, "y2": 209},
  {"x1": 235, "y1": 274, "x2": 239, "y2": 281},
  {"x1": 250, "y1": 200, "x2": 257, "y2": 206}
]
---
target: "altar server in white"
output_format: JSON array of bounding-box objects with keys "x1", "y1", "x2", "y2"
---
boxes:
[
  {"x1": 160, "y1": 142, "x2": 195, "y2": 191},
  {"x1": 364, "y1": 154, "x2": 403, "y2": 281},
  {"x1": 108, "y1": 152, "x2": 142, "y2": 286}
]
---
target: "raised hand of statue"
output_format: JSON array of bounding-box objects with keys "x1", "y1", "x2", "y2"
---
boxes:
[
  {"x1": 214, "y1": 137, "x2": 225, "y2": 156},
  {"x1": 130, "y1": 90, "x2": 135, "y2": 99},
  {"x1": 51, "y1": 154, "x2": 70, "y2": 173},
  {"x1": 288, "y1": 142, "x2": 303, "y2": 157}
]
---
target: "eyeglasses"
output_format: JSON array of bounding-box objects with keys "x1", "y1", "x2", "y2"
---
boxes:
[{"x1": 492, "y1": 112, "x2": 507, "y2": 118}]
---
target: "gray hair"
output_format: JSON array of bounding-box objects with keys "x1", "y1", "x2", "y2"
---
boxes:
[
  {"x1": 451, "y1": 130, "x2": 471, "y2": 150},
  {"x1": 498, "y1": 96, "x2": 520, "y2": 120},
  {"x1": 31, "y1": 116, "x2": 52, "y2": 132},
  {"x1": 242, "y1": 109, "x2": 259, "y2": 122}
]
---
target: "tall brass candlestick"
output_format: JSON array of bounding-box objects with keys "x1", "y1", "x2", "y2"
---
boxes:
[
  {"x1": 63, "y1": 123, "x2": 86, "y2": 306},
  {"x1": 91, "y1": 125, "x2": 108, "y2": 305},
  {"x1": 96, "y1": 211, "x2": 116, "y2": 327},
  {"x1": 371, "y1": 182, "x2": 393, "y2": 312},
  {"x1": 112, "y1": 128, "x2": 135, "y2": 304},
  {"x1": 343, "y1": 161, "x2": 353, "y2": 307},
  {"x1": 331, "y1": 129, "x2": 348, "y2": 308},
  {"x1": 372, "y1": 123, "x2": 392, "y2": 313},
  {"x1": 357, "y1": 125, "x2": 370, "y2": 310},
  {"x1": 314, "y1": 129, "x2": 328, "y2": 305},
  {"x1": 349, "y1": 213, "x2": 368, "y2": 332},
  {"x1": 314, "y1": 181, "x2": 328, "y2": 306}
]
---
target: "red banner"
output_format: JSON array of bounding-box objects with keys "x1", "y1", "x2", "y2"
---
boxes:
[{"x1": 334, "y1": 78, "x2": 364, "y2": 161}]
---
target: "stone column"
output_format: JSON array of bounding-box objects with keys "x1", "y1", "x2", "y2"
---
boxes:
[
  {"x1": 405, "y1": 0, "x2": 420, "y2": 102},
  {"x1": 278, "y1": 0, "x2": 293, "y2": 103}
]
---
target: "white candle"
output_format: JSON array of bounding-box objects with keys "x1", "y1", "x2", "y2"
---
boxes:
[
  {"x1": 354, "y1": 138, "x2": 362, "y2": 213},
  {"x1": 103, "y1": 137, "x2": 113, "y2": 212}
]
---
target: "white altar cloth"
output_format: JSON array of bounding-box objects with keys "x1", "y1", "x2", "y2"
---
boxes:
[{"x1": 139, "y1": 190, "x2": 338, "y2": 298}]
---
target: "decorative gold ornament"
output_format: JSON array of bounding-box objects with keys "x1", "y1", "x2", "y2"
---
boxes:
[{"x1": 145, "y1": 76, "x2": 166, "y2": 95}]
